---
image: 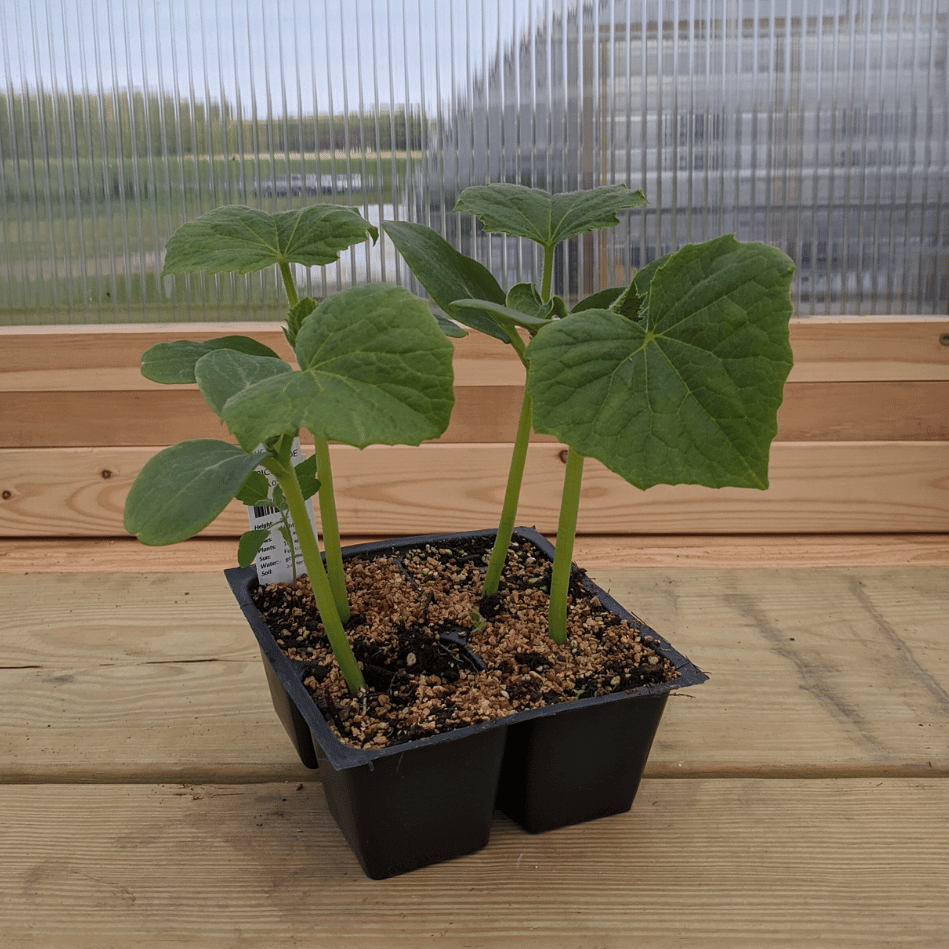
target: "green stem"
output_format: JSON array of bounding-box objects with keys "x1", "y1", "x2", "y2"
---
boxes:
[
  {"x1": 482, "y1": 388, "x2": 532, "y2": 597},
  {"x1": 266, "y1": 455, "x2": 365, "y2": 694},
  {"x1": 540, "y1": 244, "x2": 555, "y2": 303},
  {"x1": 312, "y1": 436, "x2": 349, "y2": 621},
  {"x1": 548, "y1": 448, "x2": 585, "y2": 645},
  {"x1": 278, "y1": 261, "x2": 299, "y2": 307}
]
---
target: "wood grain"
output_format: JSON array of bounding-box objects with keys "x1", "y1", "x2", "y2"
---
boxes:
[
  {"x1": 4, "y1": 316, "x2": 949, "y2": 390},
  {"x1": 0, "y1": 325, "x2": 524, "y2": 390},
  {"x1": 3, "y1": 441, "x2": 947, "y2": 537},
  {"x1": 2, "y1": 567, "x2": 945, "y2": 781},
  {"x1": 1, "y1": 779, "x2": 946, "y2": 947},
  {"x1": 6, "y1": 379, "x2": 948, "y2": 448},
  {"x1": 4, "y1": 533, "x2": 949, "y2": 573}
]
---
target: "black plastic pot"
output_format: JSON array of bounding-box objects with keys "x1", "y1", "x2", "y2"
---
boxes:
[{"x1": 225, "y1": 527, "x2": 706, "y2": 877}]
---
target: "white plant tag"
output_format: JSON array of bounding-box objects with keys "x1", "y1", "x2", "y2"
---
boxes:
[{"x1": 246, "y1": 438, "x2": 317, "y2": 585}]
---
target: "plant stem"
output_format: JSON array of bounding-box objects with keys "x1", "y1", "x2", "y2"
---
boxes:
[
  {"x1": 541, "y1": 244, "x2": 555, "y2": 303},
  {"x1": 479, "y1": 278, "x2": 538, "y2": 596},
  {"x1": 278, "y1": 261, "x2": 299, "y2": 307},
  {"x1": 548, "y1": 448, "x2": 585, "y2": 645},
  {"x1": 266, "y1": 455, "x2": 365, "y2": 694},
  {"x1": 482, "y1": 388, "x2": 532, "y2": 597},
  {"x1": 312, "y1": 435, "x2": 349, "y2": 621}
]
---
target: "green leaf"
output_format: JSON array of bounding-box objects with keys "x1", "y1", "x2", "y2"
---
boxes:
[
  {"x1": 454, "y1": 183, "x2": 648, "y2": 251},
  {"x1": 235, "y1": 470, "x2": 270, "y2": 505},
  {"x1": 572, "y1": 286, "x2": 626, "y2": 314},
  {"x1": 506, "y1": 283, "x2": 567, "y2": 323},
  {"x1": 238, "y1": 529, "x2": 271, "y2": 567},
  {"x1": 610, "y1": 281, "x2": 647, "y2": 321},
  {"x1": 124, "y1": 440, "x2": 267, "y2": 545},
  {"x1": 451, "y1": 298, "x2": 552, "y2": 332},
  {"x1": 381, "y1": 220, "x2": 509, "y2": 342},
  {"x1": 526, "y1": 236, "x2": 795, "y2": 491},
  {"x1": 433, "y1": 313, "x2": 469, "y2": 338},
  {"x1": 284, "y1": 296, "x2": 319, "y2": 348},
  {"x1": 140, "y1": 336, "x2": 282, "y2": 384},
  {"x1": 222, "y1": 283, "x2": 455, "y2": 451},
  {"x1": 161, "y1": 204, "x2": 378, "y2": 276},
  {"x1": 195, "y1": 349, "x2": 294, "y2": 419},
  {"x1": 295, "y1": 453, "x2": 320, "y2": 501}
]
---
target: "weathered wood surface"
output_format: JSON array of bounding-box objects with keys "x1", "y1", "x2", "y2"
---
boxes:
[
  {"x1": 2, "y1": 566, "x2": 946, "y2": 782},
  {"x1": 5, "y1": 316, "x2": 949, "y2": 389},
  {"x1": 2, "y1": 779, "x2": 946, "y2": 948},
  {"x1": 3, "y1": 440, "x2": 948, "y2": 537},
  {"x1": 4, "y1": 533, "x2": 949, "y2": 573},
  {"x1": 4, "y1": 316, "x2": 948, "y2": 541},
  {"x1": 1, "y1": 542, "x2": 947, "y2": 947},
  {"x1": 6, "y1": 379, "x2": 949, "y2": 447}
]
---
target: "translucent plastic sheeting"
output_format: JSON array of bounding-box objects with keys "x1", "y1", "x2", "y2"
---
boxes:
[{"x1": 1, "y1": 0, "x2": 946, "y2": 324}]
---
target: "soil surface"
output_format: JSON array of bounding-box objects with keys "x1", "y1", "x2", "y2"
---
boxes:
[{"x1": 251, "y1": 534, "x2": 678, "y2": 750}]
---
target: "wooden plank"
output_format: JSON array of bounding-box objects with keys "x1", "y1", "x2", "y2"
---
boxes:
[
  {"x1": 787, "y1": 316, "x2": 949, "y2": 382},
  {"x1": 4, "y1": 533, "x2": 949, "y2": 574},
  {"x1": 4, "y1": 316, "x2": 949, "y2": 392},
  {"x1": 0, "y1": 325, "x2": 525, "y2": 391},
  {"x1": 6, "y1": 379, "x2": 948, "y2": 448},
  {"x1": 2, "y1": 441, "x2": 947, "y2": 537},
  {"x1": 0, "y1": 779, "x2": 946, "y2": 947},
  {"x1": 2, "y1": 568, "x2": 946, "y2": 780}
]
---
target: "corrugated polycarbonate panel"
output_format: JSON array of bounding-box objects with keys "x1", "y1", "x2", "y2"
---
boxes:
[{"x1": 1, "y1": 0, "x2": 946, "y2": 323}]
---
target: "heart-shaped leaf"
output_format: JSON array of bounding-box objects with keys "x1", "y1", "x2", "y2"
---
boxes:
[
  {"x1": 454, "y1": 183, "x2": 647, "y2": 251},
  {"x1": 141, "y1": 336, "x2": 282, "y2": 384},
  {"x1": 195, "y1": 349, "x2": 294, "y2": 419},
  {"x1": 221, "y1": 283, "x2": 455, "y2": 451},
  {"x1": 381, "y1": 220, "x2": 509, "y2": 342},
  {"x1": 161, "y1": 204, "x2": 378, "y2": 276},
  {"x1": 124, "y1": 440, "x2": 267, "y2": 545},
  {"x1": 526, "y1": 235, "x2": 795, "y2": 490}
]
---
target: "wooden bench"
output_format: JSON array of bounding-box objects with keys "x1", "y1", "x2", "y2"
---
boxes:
[{"x1": 1, "y1": 316, "x2": 948, "y2": 946}]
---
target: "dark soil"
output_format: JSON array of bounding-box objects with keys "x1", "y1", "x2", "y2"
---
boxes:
[{"x1": 251, "y1": 534, "x2": 678, "y2": 750}]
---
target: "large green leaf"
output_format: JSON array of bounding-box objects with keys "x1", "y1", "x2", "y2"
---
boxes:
[
  {"x1": 140, "y1": 336, "x2": 282, "y2": 384},
  {"x1": 194, "y1": 349, "x2": 294, "y2": 419},
  {"x1": 454, "y1": 183, "x2": 647, "y2": 251},
  {"x1": 526, "y1": 236, "x2": 795, "y2": 490},
  {"x1": 381, "y1": 220, "x2": 509, "y2": 342},
  {"x1": 221, "y1": 283, "x2": 455, "y2": 451},
  {"x1": 161, "y1": 204, "x2": 378, "y2": 276},
  {"x1": 124, "y1": 440, "x2": 267, "y2": 545}
]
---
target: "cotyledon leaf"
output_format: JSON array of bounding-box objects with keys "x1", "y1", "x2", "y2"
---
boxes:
[
  {"x1": 381, "y1": 219, "x2": 509, "y2": 342},
  {"x1": 140, "y1": 336, "x2": 282, "y2": 385},
  {"x1": 124, "y1": 440, "x2": 268, "y2": 545}
]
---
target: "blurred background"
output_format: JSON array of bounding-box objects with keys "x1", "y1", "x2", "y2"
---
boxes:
[{"x1": 1, "y1": 0, "x2": 946, "y2": 324}]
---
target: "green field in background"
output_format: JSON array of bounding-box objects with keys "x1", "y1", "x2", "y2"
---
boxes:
[{"x1": 0, "y1": 153, "x2": 413, "y2": 324}]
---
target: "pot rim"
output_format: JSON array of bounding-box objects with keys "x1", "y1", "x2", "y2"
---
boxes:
[{"x1": 226, "y1": 526, "x2": 707, "y2": 771}]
